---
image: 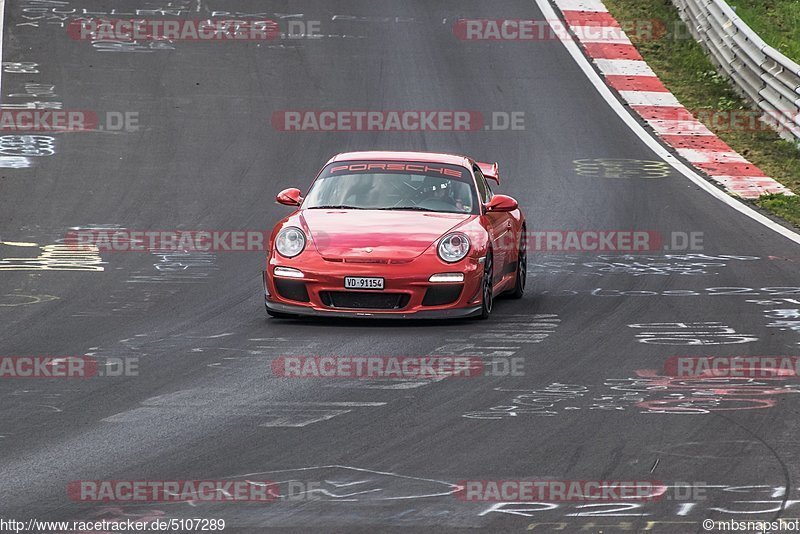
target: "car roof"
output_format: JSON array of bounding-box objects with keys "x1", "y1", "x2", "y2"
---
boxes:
[{"x1": 327, "y1": 151, "x2": 473, "y2": 168}]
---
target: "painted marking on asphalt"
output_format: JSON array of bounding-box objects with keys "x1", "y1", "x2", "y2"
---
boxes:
[
  {"x1": 326, "y1": 315, "x2": 561, "y2": 390},
  {"x1": 573, "y1": 158, "x2": 672, "y2": 178},
  {"x1": 0, "y1": 241, "x2": 104, "y2": 271},
  {"x1": 0, "y1": 293, "x2": 58, "y2": 306},
  {"x1": 102, "y1": 389, "x2": 386, "y2": 427},
  {"x1": 227, "y1": 465, "x2": 460, "y2": 501},
  {"x1": 628, "y1": 321, "x2": 758, "y2": 345}
]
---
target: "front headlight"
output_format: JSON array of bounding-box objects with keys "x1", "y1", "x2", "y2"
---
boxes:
[
  {"x1": 437, "y1": 232, "x2": 470, "y2": 263},
  {"x1": 275, "y1": 226, "x2": 306, "y2": 258}
]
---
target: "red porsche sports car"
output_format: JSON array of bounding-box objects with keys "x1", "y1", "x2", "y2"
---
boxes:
[{"x1": 263, "y1": 151, "x2": 526, "y2": 319}]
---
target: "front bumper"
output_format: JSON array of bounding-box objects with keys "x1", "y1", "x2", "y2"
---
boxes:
[
  {"x1": 263, "y1": 253, "x2": 483, "y2": 319},
  {"x1": 265, "y1": 299, "x2": 481, "y2": 319}
]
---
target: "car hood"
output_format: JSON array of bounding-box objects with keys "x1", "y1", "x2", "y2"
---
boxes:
[{"x1": 301, "y1": 209, "x2": 473, "y2": 261}]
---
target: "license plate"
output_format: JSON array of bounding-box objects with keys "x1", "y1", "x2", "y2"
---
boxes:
[{"x1": 344, "y1": 276, "x2": 384, "y2": 290}]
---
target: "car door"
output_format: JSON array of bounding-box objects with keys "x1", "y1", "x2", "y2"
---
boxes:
[{"x1": 474, "y1": 165, "x2": 510, "y2": 283}]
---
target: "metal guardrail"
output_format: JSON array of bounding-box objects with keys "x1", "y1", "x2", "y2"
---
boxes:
[{"x1": 671, "y1": 0, "x2": 800, "y2": 144}]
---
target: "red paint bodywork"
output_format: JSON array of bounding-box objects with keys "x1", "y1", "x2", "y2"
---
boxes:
[{"x1": 264, "y1": 151, "x2": 525, "y2": 318}]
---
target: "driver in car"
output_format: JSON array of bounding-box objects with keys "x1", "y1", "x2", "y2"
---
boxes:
[
  {"x1": 432, "y1": 183, "x2": 470, "y2": 212},
  {"x1": 425, "y1": 182, "x2": 453, "y2": 207}
]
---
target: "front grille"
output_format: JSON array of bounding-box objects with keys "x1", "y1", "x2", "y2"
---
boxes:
[
  {"x1": 320, "y1": 291, "x2": 410, "y2": 310},
  {"x1": 422, "y1": 284, "x2": 463, "y2": 306},
  {"x1": 274, "y1": 279, "x2": 310, "y2": 303}
]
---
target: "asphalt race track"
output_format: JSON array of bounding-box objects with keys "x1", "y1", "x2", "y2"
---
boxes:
[{"x1": 2, "y1": 1, "x2": 800, "y2": 533}]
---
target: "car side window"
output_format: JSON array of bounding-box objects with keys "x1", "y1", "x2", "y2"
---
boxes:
[{"x1": 473, "y1": 166, "x2": 492, "y2": 204}]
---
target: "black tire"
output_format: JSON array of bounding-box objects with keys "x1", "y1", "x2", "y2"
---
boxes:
[
  {"x1": 509, "y1": 228, "x2": 526, "y2": 299},
  {"x1": 479, "y1": 251, "x2": 493, "y2": 320}
]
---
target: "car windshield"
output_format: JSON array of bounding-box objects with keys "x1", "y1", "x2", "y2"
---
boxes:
[{"x1": 303, "y1": 161, "x2": 478, "y2": 214}]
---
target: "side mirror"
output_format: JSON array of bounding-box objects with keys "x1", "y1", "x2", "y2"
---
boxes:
[
  {"x1": 485, "y1": 194, "x2": 518, "y2": 213},
  {"x1": 276, "y1": 188, "x2": 303, "y2": 206}
]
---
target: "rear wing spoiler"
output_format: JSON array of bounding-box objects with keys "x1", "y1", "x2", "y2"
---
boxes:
[{"x1": 476, "y1": 161, "x2": 500, "y2": 184}]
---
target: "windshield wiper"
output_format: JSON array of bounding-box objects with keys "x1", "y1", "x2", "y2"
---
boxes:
[
  {"x1": 375, "y1": 206, "x2": 437, "y2": 212},
  {"x1": 307, "y1": 205, "x2": 366, "y2": 209}
]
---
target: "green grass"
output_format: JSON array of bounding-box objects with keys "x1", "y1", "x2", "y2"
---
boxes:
[
  {"x1": 759, "y1": 194, "x2": 800, "y2": 223},
  {"x1": 603, "y1": 0, "x2": 800, "y2": 227},
  {"x1": 729, "y1": 0, "x2": 800, "y2": 64}
]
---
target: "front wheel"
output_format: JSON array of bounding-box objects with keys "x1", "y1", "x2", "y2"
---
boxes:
[{"x1": 479, "y1": 251, "x2": 493, "y2": 319}]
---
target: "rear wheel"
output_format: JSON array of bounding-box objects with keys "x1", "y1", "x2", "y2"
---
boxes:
[
  {"x1": 509, "y1": 228, "x2": 526, "y2": 299},
  {"x1": 479, "y1": 251, "x2": 493, "y2": 319}
]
